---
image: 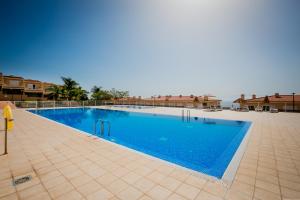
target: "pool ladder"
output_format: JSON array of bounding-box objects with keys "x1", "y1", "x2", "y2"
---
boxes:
[
  {"x1": 182, "y1": 110, "x2": 191, "y2": 122},
  {"x1": 94, "y1": 119, "x2": 111, "y2": 136}
]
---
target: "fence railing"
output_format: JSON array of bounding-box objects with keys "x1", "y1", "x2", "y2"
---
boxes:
[
  {"x1": 11, "y1": 100, "x2": 113, "y2": 109},
  {"x1": 5, "y1": 100, "x2": 219, "y2": 109}
]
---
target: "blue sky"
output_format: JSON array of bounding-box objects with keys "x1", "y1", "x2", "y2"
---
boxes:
[{"x1": 1, "y1": 0, "x2": 299, "y2": 101}]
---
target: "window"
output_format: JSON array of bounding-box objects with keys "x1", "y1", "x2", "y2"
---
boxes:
[
  {"x1": 9, "y1": 80, "x2": 20, "y2": 87},
  {"x1": 27, "y1": 84, "x2": 36, "y2": 89}
]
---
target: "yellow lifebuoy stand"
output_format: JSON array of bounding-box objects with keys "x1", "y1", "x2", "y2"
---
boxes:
[{"x1": 2, "y1": 105, "x2": 14, "y2": 155}]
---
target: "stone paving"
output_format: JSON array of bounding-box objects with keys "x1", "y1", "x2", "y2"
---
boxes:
[{"x1": 0, "y1": 107, "x2": 300, "y2": 200}]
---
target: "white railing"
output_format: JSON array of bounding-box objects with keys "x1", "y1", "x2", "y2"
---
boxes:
[
  {"x1": 2, "y1": 100, "x2": 216, "y2": 109},
  {"x1": 10, "y1": 100, "x2": 111, "y2": 109}
]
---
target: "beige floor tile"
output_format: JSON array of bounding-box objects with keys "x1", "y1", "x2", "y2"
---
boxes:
[
  {"x1": 156, "y1": 165, "x2": 174, "y2": 176},
  {"x1": 70, "y1": 173, "x2": 93, "y2": 188},
  {"x1": 184, "y1": 175, "x2": 207, "y2": 189},
  {"x1": 230, "y1": 180, "x2": 254, "y2": 197},
  {"x1": 167, "y1": 193, "x2": 187, "y2": 200},
  {"x1": 134, "y1": 166, "x2": 153, "y2": 177},
  {"x1": 106, "y1": 179, "x2": 130, "y2": 194},
  {"x1": 76, "y1": 180, "x2": 102, "y2": 196},
  {"x1": 56, "y1": 190, "x2": 83, "y2": 200},
  {"x1": 86, "y1": 188, "x2": 114, "y2": 200},
  {"x1": 202, "y1": 182, "x2": 227, "y2": 198},
  {"x1": 254, "y1": 187, "x2": 281, "y2": 200},
  {"x1": 280, "y1": 186, "x2": 300, "y2": 199},
  {"x1": 160, "y1": 176, "x2": 182, "y2": 191},
  {"x1": 0, "y1": 170, "x2": 12, "y2": 181},
  {"x1": 0, "y1": 192, "x2": 18, "y2": 200},
  {"x1": 25, "y1": 191, "x2": 51, "y2": 200},
  {"x1": 175, "y1": 183, "x2": 200, "y2": 200},
  {"x1": 121, "y1": 172, "x2": 142, "y2": 184},
  {"x1": 58, "y1": 165, "x2": 84, "y2": 179},
  {"x1": 278, "y1": 171, "x2": 300, "y2": 183},
  {"x1": 279, "y1": 178, "x2": 300, "y2": 191},
  {"x1": 147, "y1": 185, "x2": 172, "y2": 200},
  {"x1": 96, "y1": 173, "x2": 119, "y2": 186},
  {"x1": 18, "y1": 184, "x2": 46, "y2": 199},
  {"x1": 40, "y1": 169, "x2": 61, "y2": 183},
  {"x1": 169, "y1": 169, "x2": 190, "y2": 182},
  {"x1": 235, "y1": 174, "x2": 256, "y2": 186},
  {"x1": 82, "y1": 164, "x2": 107, "y2": 178},
  {"x1": 0, "y1": 179, "x2": 15, "y2": 198},
  {"x1": 147, "y1": 171, "x2": 166, "y2": 183},
  {"x1": 255, "y1": 179, "x2": 281, "y2": 195},
  {"x1": 48, "y1": 181, "x2": 74, "y2": 199},
  {"x1": 111, "y1": 167, "x2": 130, "y2": 178},
  {"x1": 256, "y1": 171, "x2": 279, "y2": 185},
  {"x1": 195, "y1": 191, "x2": 222, "y2": 200},
  {"x1": 117, "y1": 186, "x2": 143, "y2": 200},
  {"x1": 225, "y1": 188, "x2": 252, "y2": 200},
  {"x1": 139, "y1": 195, "x2": 154, "y2": 200},
  {"x1": 134, "y1": 177, "x2": 155, "y2": 193}
]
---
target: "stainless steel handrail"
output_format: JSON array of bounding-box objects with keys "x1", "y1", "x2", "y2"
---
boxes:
[{"x1": 94, "y1": 119, "x2": 111, "y2": 136}]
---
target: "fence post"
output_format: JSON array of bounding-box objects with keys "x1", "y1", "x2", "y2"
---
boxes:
[
  {"x1": 95, "y1": 100, "x2": 96, "y2": 106},
  {"x1": 54, "y1": 101, "x2": 56, "y2": 108},
  {"x1": 4, "y1": 118, "x2": 8, "y2": 155},
  {"x1": 83, "y1": 101, "x2": 85, "y2": 107},
  {"x1": 35, "y1": 101, "x2": 38, "y2": 109}
]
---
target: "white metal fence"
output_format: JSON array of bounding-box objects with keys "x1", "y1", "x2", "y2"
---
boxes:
[
  {"x1": 3, "y1": 100, "x2": 218, "y2": 109},
  {"x1": 11, "y1": 100, "x2": 112, "y2": 109}
]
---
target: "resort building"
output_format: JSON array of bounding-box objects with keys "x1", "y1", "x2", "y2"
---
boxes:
[
  {"x1": 234, "y1": 93, "x2": 300, "y2": 112},
  {"x1": 115, "y1": 95, "x2": 221, "y2": 108},
  {"x1": 0, "y1": 72, "x2": 57, "y2": 101}
]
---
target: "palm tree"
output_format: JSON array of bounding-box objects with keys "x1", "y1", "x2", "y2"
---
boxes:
[
  {"x1": 91, "y1": 86, "x2": 112, "y2": 100},
  {"x1": 61, "y1": 77, "x2": 79, "y2": 100},
  {"x1": 47, "y1": 85, "x2": 62, "y2": 100},
  {"x1": 72, "y1": 87, "x2": 88, "y2": 101},
  {"x1": 91, "y1": 86, "x2": 102, "y2": 94}
]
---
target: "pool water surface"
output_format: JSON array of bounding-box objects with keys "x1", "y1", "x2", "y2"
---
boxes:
[{"x1": 29, "y1": 108, "x2": 251, "y2": 179}]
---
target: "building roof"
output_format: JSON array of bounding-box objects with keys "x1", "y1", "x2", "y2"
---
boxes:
[
  {"x1": 234, "y1": 94, "x2": 300, "y2": 104},
  {"x1": 3, "y1": 75, "x2": 24, "y2": 79},
  {"x1": 143, "y1": 95, "x2": 221, "y2": 102},
  {"x1": 24, "y1": 79, "x2": 42, "y2": 83}
]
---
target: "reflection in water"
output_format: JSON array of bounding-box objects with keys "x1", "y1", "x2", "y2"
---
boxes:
[{"x1": 32, "y1": 108, "x2": 129, "y2": 125}]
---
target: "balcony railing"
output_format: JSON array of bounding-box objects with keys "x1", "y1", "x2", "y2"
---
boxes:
[{"x1": 24, "y1": 87, "x2": 44, "y2": 93}]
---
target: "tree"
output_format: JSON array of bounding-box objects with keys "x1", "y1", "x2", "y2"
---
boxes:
[
  {"x1": 109, "y1": 88, "x2": 129, "y2": 100},
  {"x1": 61, "y1": 77, "x2": 79, "y2": 100},
  {"x1": 47, "y1": 85, "x2": 62, "y2": 100},
  {"x1": 91, "y1": 86, "x2": 112, "y2": 100},
  {"x1": 72, "y1": 87, "x2": 89, "y2": 101}
]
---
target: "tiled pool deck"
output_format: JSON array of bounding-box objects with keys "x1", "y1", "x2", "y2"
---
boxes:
[{"x1": 0, "y1": 107, "x2": 300, "y2": 200}]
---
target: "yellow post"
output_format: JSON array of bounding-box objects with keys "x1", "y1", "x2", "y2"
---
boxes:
[{"x1": 2, "y1": 105, "x2": 14, "y2": 155}]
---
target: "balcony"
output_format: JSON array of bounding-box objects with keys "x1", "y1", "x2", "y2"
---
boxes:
[
  {"x1": 2, "y1": 76, "x2": 25, "y2": 89},
  {"x1": 24, "y1": 88, "x2": 44, "y2": 93},
  {"x1": 24, "y1": 81, "x2": 44, "y2": 93}
]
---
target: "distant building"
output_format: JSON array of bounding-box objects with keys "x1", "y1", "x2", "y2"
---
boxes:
[
  {"x1": 115, "y1": 95, "x2": 221, "y2": 108},
  {"x1": 234, "y1": 93, "x2": 300, "y2": 112},
  {"x1": 0, "y1": 72, "x2": 57, "y2": 101}
]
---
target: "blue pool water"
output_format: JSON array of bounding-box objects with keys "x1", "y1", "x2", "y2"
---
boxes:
[{"x1": 29, "y1": 108, "x2": 251, "y2": 178}]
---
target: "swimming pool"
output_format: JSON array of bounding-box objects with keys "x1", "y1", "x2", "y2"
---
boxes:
[{"x1": 29, "y1": 108, "x2": 251, "y2": 179}]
